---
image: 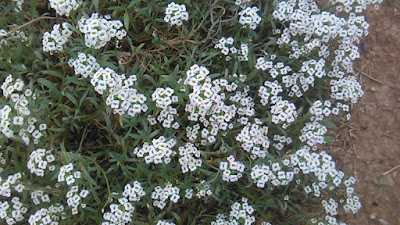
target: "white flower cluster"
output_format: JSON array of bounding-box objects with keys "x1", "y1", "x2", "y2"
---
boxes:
[
  {"x1": 184, "y1": 65, "x2": 248, "y2": 144},
  {"x1": 219, "y1": 155, "x2": 245, "y2": 182},
  {"x1": 27, "y1": 148, "x2": 56, "y2": 176},
  {"x1": 271, "y1": 99, "x2": 297, "y2": 127},
  {"x1": 299, "y1": 121, "x2": 328, "y2": 147},
  {"x1": 133, "y1": 136, "x2": 176, "y2": 164},
  {"x1": 194, "y1": 180, "x2": 213, "y2": 199},
  {"x1": 31, "y1": 190, "x2": 51, "y2": 205},
  {"x1": 151, "y1": 87, "x2": 179, "y2": 128},
  {"x1": 151, "y1": 183, "x2": 180, "y2": 209},
  {"x1": 184, "y1": 64, "x2": 210, "y2": 87},
  {"x1": 157, "y1": 221, "x2": 176, "y2": 225},
  {"x1": 235, "y1": 0, "x2": 252, "y2": 8},
  {"x1": 68, "y1": 52, "x2": 100, "y2": 78},
  {"x1": 91, "y1": 67, "x2": 148, "y2": 117},
  {"x1": 102, "y1": 199, "x2": 135, "y2": 225},
  {"x1": 296, "y1": 147, "x2": 345, "y2": 196},
  {"x1": 250, "y1": 164, "x2": 271, "y2": 188},
  {"x1": 330, "y1": 76, "x2": 364, "y2": 103},
  {"x1": 28, "y1": 204, "x2": 65, "y2": 225},
  {"x1": 164, "y1": 2, "x2": 189, "y2": 26},
  {"x1": 300, "y1": 59, "x2": 326, "y2": 79},
  {"x1": 321, "y1": 198, "x2": 339, "y2": 217},
  {"x1": 214, "y1": 37, "x2": 249, "y2": 61},
  {"x1": 236, "y1": 123, "x2": 270, "y2": 159},
  {"x1": 0, "y1": 75, "x2": 47, "y2": 145},
  {"x1": 0, "y1": 152, "x2": 5, "y2": 173},
  {"x1": 211, "y1": 198, "x2": 255, "y2": 225},
  {"x1": 152, "y1": 87, "x2": 177, "y2": 109},
  {"x1": 66, "y1": 185, "x2": 89, "y2": 215},
  {"x1": 78, "y1": 13, "x2": 126, "y2": 49},
  {"x1": 255, "y1": 57, "x2": 292, "y2": 79},
  {"x1": 258, "y1": 80, "x2": 283, "y2": 106},
  {"x1": 309, "y1": 100, "x2": 332, "y2": 122},
  {"x1": 49, "y1": 0, "x2": 80, "y2": 17},
  {"x1": 102, "y1": 181, "x2": 145, "y2": 225},
  {"x1": 332, "y1": 0, "x2": 382, "y2": 14},
  {"x1": 0, "y1": 197, "x2": 27, "y2": 224},
  {"x1": 57, "y1": 164, "x2": 89, "y2": 215},
  {"x1": 273, "y1": 0, "x2": 372, "y2": 74},
  {"x1": 122, "y1": 181, "x2": 146, "y2": 202},
  {"x1": 238, "y1": 7, "x2": 262, "y2": 30},
  {"x1": 178, "y1": 143, "x2": 202, "y2": 173},
  {"x1": 57, "y1": 163, "x2": 80, "y2": 185},
  {"x1": 0, "y1": 173, "x2": 25, "y2": 198},
  {"x1": 251, "y1": 159, "x2": 297, "y2": 188},
  {"x1": 42, "y1": 23, "x2": 72, "y2": 54},
  {"x1": 272, "y1": 134, "x2": 292, "y2": 151}
]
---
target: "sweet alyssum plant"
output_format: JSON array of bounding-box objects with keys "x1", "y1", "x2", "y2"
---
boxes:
[{"x1": 0, "y1": 0, "x2": 381, "y2": 224}]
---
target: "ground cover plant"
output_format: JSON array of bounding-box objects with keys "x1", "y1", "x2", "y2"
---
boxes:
[{"x1": 0, "y1": 0, "x2": 383, "y2": 224}]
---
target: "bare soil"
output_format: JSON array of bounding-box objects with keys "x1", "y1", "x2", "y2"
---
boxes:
[{"x1": 330, "y1": 1, "x2": 400, "y2": 224}]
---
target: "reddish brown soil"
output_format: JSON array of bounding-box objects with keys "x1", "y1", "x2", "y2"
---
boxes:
[{"x1": 331, "y1": 1, "x2": 400, "y2": 225}]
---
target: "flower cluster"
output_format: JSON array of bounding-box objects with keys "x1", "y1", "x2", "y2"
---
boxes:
[
  {"x1": 299, "y1": 122, "x2": 328, "y2": 148},
  {"x1": 68, "y1": 52, "x2": 100, "y2": 78},
  {"x1": 300, "y1": 59, "x2": 327, "y2": 79},
  {"x1": 102, "y1": 182, "x2": 145, "y2": 225},
  {"x1": 255, "y1": 57, "x2": 292, "y2": 79},
  {"x1": 271, "y1": 99, "x2": 298, "y2": 127},
  {"x1": 214, "y1": 37, "x2": 249, "y2": 61},
  {"x1": 151, "y1": 183, "x2": 180, "y2": 209},
  {"x1": 123, "y1": 181, "x2": 146, "y2": 202},
  {"x1": 238, "y1": 7, "x2": 262, "y2": 30},
  {"x1": 194, "y1": 180, "x2": 213, "y2": 199},
  {"x1": 27, "y1": 148, "x2": 56, "y2": 176},
  {"x1": 91, "y1": 67, "x2": 148, "y2": 116},
  {"x1": 164, "y1": 2, "x2": 189, "y2": 26},
  {"x1": 178, "y1": 143, "x2": 202, "y2": 173},
  {"x1": 0, "y1": 197, "x2": 27, "y2": 224},
  {"x1": 236, "y1": 123, "x2": 270, "y2": 159},
  {"x1": 272, "y1": 134, "x2": 292, "y2": 151},
  {"x1": 258, "y1": 80, "x2": 283, "y2": 106},
  {"x1": 330, "y1": 75, "x2": 364, "y2": 103},
  {"x1": 78, "y1": 13, "x2": 126, "y2": 49},
  {"x1": 157, "y1": 221, "x2": 176, "y2": 225},
  {"x1": 219, "y1": 155, "x2": 245, "y2": 182},
  {"x1": 42, "y1": 23, "x2": 72, "y2": 54},
  {"x1": 151, "y1": 87, "x2": 179, "y2": 128},
  {"x1": 49, "y1": 0, "x2": 80, "y2": 17},
  {"x1": 133, "y1": 136, "x2": 176, "y2": 164},
  {"x1": 1, "y1": 75, "x2": 46, "y2": 145},
  {"x1": 250, "y1": 164, "x2": 272, "y2": 188},
  {"x1": 0, "y1": 173, "x2": 25, "y2": 198},
  {"x1": 211, "y1": 198, "x2": 255, "y2": 225},
  {"x1": 66, "y1": 185, "x2": 89, "y2": 215},
  {"x1": 309, "y1": 100, "x2": 332, "y2": 122},
  {"x1": 31, "y1": 190, "x2": 51, "y2": 206},
  {"x1": 28, "y1": 204, "x2": 66, "y2": 225},
  {"x1": 234, "y1": 0, "x2": 251, "y2": 8}
]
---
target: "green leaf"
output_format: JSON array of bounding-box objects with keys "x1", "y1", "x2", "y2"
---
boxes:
[{"x1": 124, "y1": 11, "x2": 130, "y2": 31}]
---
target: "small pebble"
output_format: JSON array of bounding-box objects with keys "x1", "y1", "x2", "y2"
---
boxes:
[
  {"x1": 361, "y1": 42, "x2": 370, "y2": 53},
  {"x1": 370, "y1": 213, "x2": 377, "y2": 219},
  {"x1": 379, "y1": 218, "x2": 390, "y2": 225}
]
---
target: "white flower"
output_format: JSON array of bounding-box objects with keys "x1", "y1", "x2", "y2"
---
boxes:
[
  {"x1": 49, "y1": 0, "x2": 80, "y2": 17},
  {"x1": 42, "y1": 23, "x2": 72, "y2": 55},
  {"x1": 164, "y1": 2, "x2": 189, "y2": 26},
  {"x1": 238, "y1": 7, "x2": 262, "y2": 30}
]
